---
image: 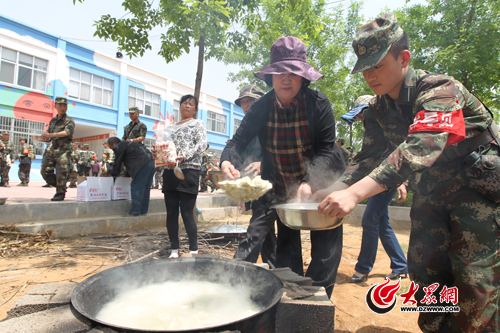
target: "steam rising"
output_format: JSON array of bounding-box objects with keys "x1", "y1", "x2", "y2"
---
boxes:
[
  {"x1": 97, "y1": 281, "x2": 263, "y2": 330},
  {"x1": 77, "y1": 258, "x2": 283, "y2": 331}
]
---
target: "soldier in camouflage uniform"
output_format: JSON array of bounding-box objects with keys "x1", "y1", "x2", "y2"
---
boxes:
[
  {"x1": 17, "y1": 137, "x2": 34, "y2": 186},
  {"x1": 100, "y1": 141, "x2": 114, "y2": 177},
  {"x1": 199, "y1": 147, "x2": 217, "y2": 192},
  {"x1": 336, "y1": 138, "x2": 351, "y2": 164},
  {"x1": 0, "y1": 131, "x2": 16, "y2": 187},
  {"x1": 314, "y1": 13, "x2": 500, "y2": 332},
  {"x1": 68, "y1": 142, "x2": 80, "y2": 188},
  {"x1": 78, "y1": 144, "x2": 92, "y2": 177},
  {"x1": 122, "y1": 107, "x2": 147, "y2": 143},
  {"x1": 40, "y1": 97, "x2": 75, "y2": 201}
]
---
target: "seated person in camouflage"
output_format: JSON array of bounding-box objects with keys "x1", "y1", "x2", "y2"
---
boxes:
[
  {"x1": 122, "y1": 107, "x2": 147, "y2": 143},
  {"x1": 40, "y1": 97, "x2": 75, "y2": 201},
  {"x1": 17, "y1": 137, "x2": 34, "y2": 186},
  {"x1": 68, "y1": 142, "x2": 80, "y2": 188},
  {"x1": 0, "y1": 131, "x2": 15, "y2": 187},
  {"x1": 100, "y1": 141, "x2": 114, "y2": 177}
]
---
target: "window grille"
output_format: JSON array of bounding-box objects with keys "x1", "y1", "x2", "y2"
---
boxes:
[{"x1": 0, "y1": 116, "x2": 46, "y2": 155}]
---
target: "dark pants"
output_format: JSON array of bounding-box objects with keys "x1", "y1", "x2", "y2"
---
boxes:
[
  {"x1": 164, "y1": 191, "x2": 198, "y2": 251},
  {"x1": 234, "y1": 199, "x2": 277, "y2": 268},
  {"x1": 129, "y1": 160, "x2": 155, "y2": 215},
  {"x1": 245, "y1": 196, "x2": 343, "y2": 298},
  {"x1": 277, "y1": 219, "x2": 343, "y2": 298}
]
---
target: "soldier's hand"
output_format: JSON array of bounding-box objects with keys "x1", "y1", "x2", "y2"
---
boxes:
[
  {"x1": 41, "y1": 131, "x2": 51, "y2": 139},
  {"x1": 397, "y1": 183, "x2": 408, "y2": 202},
  {"x1": 318, "y1": 189, "x2": 358, "y2": 218}
]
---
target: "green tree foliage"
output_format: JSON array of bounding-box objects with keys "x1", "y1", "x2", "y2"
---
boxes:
[
  {"x1": 396, "y1": 0, "x2": 500, "y2": 114},
  {"x1": 223, "y1": 0, "x2": 371, "y2": 150},
  {"x1": 73, "y1": 0, "x2": 259, "y2": 101}
]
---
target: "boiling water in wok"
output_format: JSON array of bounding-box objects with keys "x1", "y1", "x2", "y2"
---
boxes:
[
  {"x1": 71, "y1": 258, "x2": 283, "y2": 333},
  {"x1": 96, "y1": 281, "x2": 263, "y2": 330}
]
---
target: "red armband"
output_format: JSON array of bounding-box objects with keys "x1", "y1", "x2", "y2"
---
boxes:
[{"x1": 408, "y1": 110, "x2": 466, "y2": 147}]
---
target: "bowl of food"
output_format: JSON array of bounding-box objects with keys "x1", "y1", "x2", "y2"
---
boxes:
[
  {"x1": 0, "y1": 198, "x2": 7, "y2": 205},
  {"x1": 274, "y1": 202, "x2": 343, "y2": 230},
  {"x1": 218, "y1": 176, "x2": 272, "y2": 202}
]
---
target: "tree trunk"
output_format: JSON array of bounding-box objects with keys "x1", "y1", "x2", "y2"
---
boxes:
[{"x1": 194, "y1": 35, "x2": 205, "y2": 111}]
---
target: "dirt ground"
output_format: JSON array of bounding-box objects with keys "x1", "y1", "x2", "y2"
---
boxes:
[{"x1": 0, "y1": 217, "x2": 420, "y2": 332}]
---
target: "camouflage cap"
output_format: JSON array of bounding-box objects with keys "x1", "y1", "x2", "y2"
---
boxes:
[
  {"x1": 2, "y1": 131, "x2": 9, "y2": 135},
  {"x1": 19, "y1": 137, "x2": 28, "y2": 141},
  {"x1": 82, "y1": 143, "x2": 89, "y2": 148},
  {"x1": 336, "y1": 138, "x2": 345, "y2": 145},
  {"x1": 72, "y1": 141, "x2": 80, "y2": 146},
  {"x1": 128, "y1": 107, "x2": 139, "y2": 113},
  {"x1": 55, "y1": 96, "x2": 68, "y2": 104},
  {"x1": 234, "y1": 85, "x2": 265, "y2": 107},
  {"x1": 351, "y1": 12, "x2": 404, "y2": 74}
]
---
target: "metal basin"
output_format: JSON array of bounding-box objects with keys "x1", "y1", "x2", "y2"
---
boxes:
[
  {"x1": 0, "y1": 198, "x2": 6, "y2": 205},
  {"x1": 71, "y1": 257, "x2": 283, "y2": 333},
  {"x1": 275, "y1": 202, "x2": 343, "y2": 230},
  {"x1": 208, "y1": 170, "x2": 223, "y2": 187}
]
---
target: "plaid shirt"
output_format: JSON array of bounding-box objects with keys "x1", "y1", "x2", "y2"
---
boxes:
[{"x1": 266, "y1": 91, "x2": 311, "y2": 200}]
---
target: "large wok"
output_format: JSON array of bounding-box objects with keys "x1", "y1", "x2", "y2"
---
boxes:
[{"x1": 71, "y1": 257, "x2": 283, "y2": 333}]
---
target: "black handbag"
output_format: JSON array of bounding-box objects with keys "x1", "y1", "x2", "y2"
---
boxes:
[{"x1": 20, "y1": 156, "x2": 31, "y2": 165}]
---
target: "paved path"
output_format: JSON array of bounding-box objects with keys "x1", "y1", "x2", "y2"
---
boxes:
[{"x1": 0, "y1": 181, "x2": 222, "y2": 204}]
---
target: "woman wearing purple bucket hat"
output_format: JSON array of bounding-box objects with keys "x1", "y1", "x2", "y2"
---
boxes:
[{"x1": 221, "y1": 36, "x2": 346, "y2": 297}]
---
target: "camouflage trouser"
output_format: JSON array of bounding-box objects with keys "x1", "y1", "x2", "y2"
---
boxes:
[
  {"x1": 40, "y1": 148, "x2": 71, "y2": 194},
  {"x1": 199, "y1": 174, "x2": 208, "y2": 192},
  {"x1": 69, "y1": 170, "x2": 78, "y2": 186},
  {"x1": 0, "y1": 160, "x2": 10, "y2": 184},
  {"x1": 18, "y1": 164, "x2": 31, "y2": 184},
  {"x1": 409, "y1": 160, "x2": 500, "y2": 333}
]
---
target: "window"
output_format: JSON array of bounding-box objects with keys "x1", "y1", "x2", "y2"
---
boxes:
[
  {"x1": 69, "y1": 68, "x2": 113, "y2": 107},
  {"x1": 0, "y1": 47, "x2": 48, "y2": 91},
  {"x1": 0, "y1": 116, "x2": 46, "y2": 155},
  {"x1": 128, "y1": 87, "x2": 160, "y2": 118},
  {"x1": 143, "y1": 138, "x2": 155, "y2": 151},
  {"x1": 172, "y1": 100, "x2": 181, "y2": 122},
  {"x1": 234, "y1": 118, "x2": 242, "y2": 134},
  {"x1": 207, "y1": 111, "x2": 226, "y2": 134}
]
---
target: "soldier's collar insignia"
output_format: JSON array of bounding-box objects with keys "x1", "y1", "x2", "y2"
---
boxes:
[{"x1": 358, "y1": 45, "x2": 366, "y2": 56}]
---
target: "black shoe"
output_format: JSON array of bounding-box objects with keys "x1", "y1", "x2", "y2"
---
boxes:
[
  {"x1": 385, "y1": 272, "x2": 408, "y2": 280},
  {"x1": 51, "y1": 193, "x2": 65, "y2": 201},
  {"x1": 350, "y1": 273, "x2": 369, "y2": 283},
  {"x1": 122, "y1": 212, "x2": 140, "y2": 217},
  {"x1": 42, "y1": 184, "x2": 52, "y2": 188}
]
